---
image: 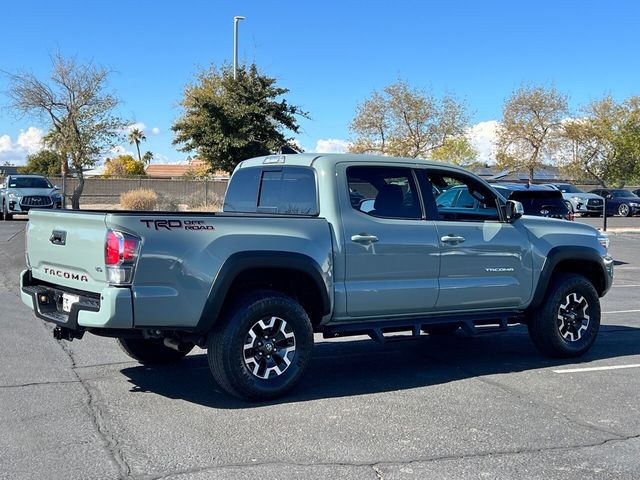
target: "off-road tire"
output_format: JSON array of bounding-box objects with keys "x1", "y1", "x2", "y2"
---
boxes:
[
  {"x1": 207, "y1": 290, "x2": 314, "y2": 401},
  {"x1": 527, "y1": 273, "x2": 600, "y2": 358},
  {"x1": 117, "y1": 337, "x2": 193, "y2": 364}
]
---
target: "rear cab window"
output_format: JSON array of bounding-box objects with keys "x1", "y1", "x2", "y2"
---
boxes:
[{"x1": 223, "y1": 166, "x2": 318, "y2": 215}]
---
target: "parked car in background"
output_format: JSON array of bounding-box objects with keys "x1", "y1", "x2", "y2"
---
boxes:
[
  {"x1": 545, "y1": 183, "x2": 604, "y2": 216},
  {"x1": 436, "y1": 183, "x2": 573, "y2": 221},
  {"x1": 588, "y1": 188, "x2": 640, "y2": 217},
  {"x1": 0, "y1": 175, "x2": 63, "y2": 220}
]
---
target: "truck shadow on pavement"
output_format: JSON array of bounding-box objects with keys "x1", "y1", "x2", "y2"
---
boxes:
[{"x1": 121, "y1": 324, "x2": 640, "y2": 409}]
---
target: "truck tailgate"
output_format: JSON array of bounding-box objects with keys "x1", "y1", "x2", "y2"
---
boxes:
[{"x1": 27, "y1": 210, "x2": 108, "y2": 294}]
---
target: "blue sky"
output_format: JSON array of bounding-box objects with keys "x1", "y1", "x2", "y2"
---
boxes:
[{"x1": 1, "y1": 0, "x2": 639, "y2": 166}]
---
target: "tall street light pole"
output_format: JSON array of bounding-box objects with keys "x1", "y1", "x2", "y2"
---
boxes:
[{"x1": 233, "y1": 15, "x2": 246, "y2": 80}]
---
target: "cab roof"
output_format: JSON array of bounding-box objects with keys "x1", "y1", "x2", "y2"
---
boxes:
[{"x1": 236, "y1": 153, "x2": 469, "y2": 172}]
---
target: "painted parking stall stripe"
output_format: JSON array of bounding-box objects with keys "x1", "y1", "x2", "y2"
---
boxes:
[{"x1": 553, "y1": 364, "x2": 640, "y2": 374}]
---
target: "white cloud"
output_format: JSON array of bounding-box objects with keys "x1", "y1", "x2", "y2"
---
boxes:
[
  {"x1": 467, "y1": 120, "x2": 499, "y2": 164},
  {"x1": 107, "y1": 145, "x2": 136, "y2": 159},
  {"x1": 0, "y1": 127, "x2": 45, "y2": 165},
  {"x1": 151, "y1": 127, "x2": 160, "y2": 135},
  {"x1": 314, "y1": 138, "x2": 349, "y2": 153},
  {"x1": 127, "y1": 122, "x2": 146, "y2": 132}
]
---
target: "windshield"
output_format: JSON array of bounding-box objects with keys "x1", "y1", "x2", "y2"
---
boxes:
[
  {"x1": 8, "y1": 177, "x2": 52, "y2": 189},
  {"x1": 611, "y1": 189, "x2": 635, "y2": 198},
  {"x1": 555, "y1": 184, "x2": 583, "y2": 194}
]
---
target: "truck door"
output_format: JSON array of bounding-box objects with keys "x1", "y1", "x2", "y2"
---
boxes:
[
  {"x1": 423, "y1": 167, "x2": 533, "y2": 311},
  {"x1": 338, "y1": 164, "x2": 440, "y2": 318}
]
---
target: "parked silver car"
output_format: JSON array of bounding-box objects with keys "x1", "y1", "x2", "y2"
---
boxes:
[
  {"x1": 546, "y1": 183, "x2": 604, "y2": 216},
  {"x1": 0, "y1": 174, "x2": 63, "y2": 220}
]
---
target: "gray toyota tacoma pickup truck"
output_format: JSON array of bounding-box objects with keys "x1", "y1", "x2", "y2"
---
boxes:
[{"x1": 20, "y1": 154, "x2": 614, "y2": 400}]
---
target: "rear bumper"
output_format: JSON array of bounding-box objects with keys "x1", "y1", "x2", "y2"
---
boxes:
[{"x1": 20, "y1": 269, "x2": 133, "y2": 331}]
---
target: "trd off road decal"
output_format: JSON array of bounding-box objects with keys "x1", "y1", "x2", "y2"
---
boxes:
[{"x1": 139, "y1": 219, "x2": 215, "y2": 231}]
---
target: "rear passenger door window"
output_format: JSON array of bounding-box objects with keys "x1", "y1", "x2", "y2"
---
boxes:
[{"x1": 347, "y1": 166, "x2": 422, "y2": 219}]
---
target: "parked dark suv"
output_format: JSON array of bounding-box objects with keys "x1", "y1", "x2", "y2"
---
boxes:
[{"x1": 436, "y1": 184, "x2": 573, "y2": 221}]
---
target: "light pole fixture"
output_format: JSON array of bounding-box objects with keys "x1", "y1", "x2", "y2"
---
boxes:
[{"x1": 233, "y1": 15, "x2": 246, "y2": 80}]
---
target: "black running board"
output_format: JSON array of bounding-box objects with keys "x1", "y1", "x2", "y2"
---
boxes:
[{"x1": 322, "y1": 311, "x2": 524, "y2": 343}]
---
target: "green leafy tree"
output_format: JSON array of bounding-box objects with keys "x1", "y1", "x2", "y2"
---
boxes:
[
  {"x1": 172, "y1": 63, "x2": 307, "y2": 174},
  {"x1": 430, "y1": 136, "x2": 479, "y2": 167},
  {"x1": 103, "y1": 154, "x2": 146, "y2": 177},
  {"x1": 349, "y1": 79, "x2": 469, "y2": 158},
  {"x1": 559, "y1": 96, "x2": 640, "y2": 186},
  {"x1": 6, "y1": 53, "x2": 127, "y2": 209},
  {"x1": 18, "y1": 149, "x2": 64, "y2": 175},
  {"x1": 496, "y1": 85, "x2": 568, "y2": 181},
  {"x1": 128, "y1": 128, "x2": 146, "y2": 162}
]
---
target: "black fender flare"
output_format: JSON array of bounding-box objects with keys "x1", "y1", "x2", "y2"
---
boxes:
[
  {"x1": 195, "y1": 251, "x2": 330, "y2": 333},
  {"x1": 529, "y1": 246, "x2": 608, "y2": 310}
]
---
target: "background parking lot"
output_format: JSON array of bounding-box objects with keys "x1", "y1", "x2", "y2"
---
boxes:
[{"x1": 1, "y1": 219, "x2": 639, "y2": 479}]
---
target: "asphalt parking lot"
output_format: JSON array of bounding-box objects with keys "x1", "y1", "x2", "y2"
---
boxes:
[{"x1": 1, "y1": 218, "x2": 639, "y2": 479}]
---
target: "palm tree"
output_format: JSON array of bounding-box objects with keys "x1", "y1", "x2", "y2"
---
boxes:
[{"x1": 128, "y1": 127, "x2": 146, "y2": 162}]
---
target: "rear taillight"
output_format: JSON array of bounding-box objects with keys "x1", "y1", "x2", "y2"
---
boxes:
[{"x1": 105, "y1": 230, "x2": 140, "y2": 285}]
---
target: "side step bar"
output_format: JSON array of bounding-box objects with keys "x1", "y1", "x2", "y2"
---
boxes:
[{"x1": 322, "y1": 311, "x2": 524, "y2": 344}]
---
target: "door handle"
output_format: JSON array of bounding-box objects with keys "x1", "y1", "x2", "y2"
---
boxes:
[
  {"x1": 440, "y1": 234, "x2": 465, "y2": 244},
  {"x1": 351, "y1": 233, "x2": 379, "y2": 244}
]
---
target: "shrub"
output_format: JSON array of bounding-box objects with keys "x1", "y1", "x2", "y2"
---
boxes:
[
  {"x1": 156, "y1": 193, "x2": 182, "y2": 212},
  {"x1": 184, "y1": 192, "x2": 224, "y2": 212},
  {"x1": 120, "y1": 188, "x2": 158, "y2": 211}
]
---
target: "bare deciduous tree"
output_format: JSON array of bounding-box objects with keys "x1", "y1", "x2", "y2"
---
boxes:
[
  {"x1": 559, "y1": 96, "x2": 640, "y2": 186},
  {"x1": 5, "y1": 53, "x2": 126, "y2": 209},
  {"x1": 496, "y1": 85, "x2": 568, "y2": 181},
  {"x1": 349, "y1": 80, "x2": 469, "y2": 159}
]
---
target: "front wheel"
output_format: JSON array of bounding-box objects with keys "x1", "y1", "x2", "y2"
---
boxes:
[
  {"x1": 118, "y1": 337, "x2": 193, "y2": 364},
  {"x1": 564, "y1": 201, "x2": 574, "y2": 214},
  {"x1": 618, "y1": 203, "x2": 631, "y2": 217},
  {"x1": 207, "y1": 291, "x2": 314, "y2": 401},
  {"x1": 2, "y1": 201, "x2": 12, "y2": 221},
  {"x1": 527, "y1": 273, "x2": 600, "y2": 358}
]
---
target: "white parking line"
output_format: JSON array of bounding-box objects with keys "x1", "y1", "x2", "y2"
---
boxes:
[
  {"x1": 602, "y1": 309, "x2": 640, "y2": 314},
  {"x1": 612, "y1": 284, "x2": 640, "y2": 288},
  {"x1": 553, "y1": 364, "x2": 640, "y2": 374}
]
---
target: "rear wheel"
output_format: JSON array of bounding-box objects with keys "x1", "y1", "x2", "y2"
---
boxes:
[
  {"x1": 207, "y1": 291, "x2": 313, "y2": 401},
  {"x1": 527, "y1": 273, "x2": 600, "y2": 358},
  {"x1": 118, "y1": 337, "x2": 193, "y2": 364}
]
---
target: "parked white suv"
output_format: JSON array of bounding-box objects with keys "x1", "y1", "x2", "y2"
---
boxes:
[
  {"x1": 0, "y1": 175, "x2": 63, "y2": 220},
  {"x1": 546, "y1": 183, "x2": 604, "y2": 216}
]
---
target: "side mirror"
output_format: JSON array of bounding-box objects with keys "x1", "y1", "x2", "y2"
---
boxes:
[
  {"x1": 54, "y1": 185, "x2": 61, "y2": 190},
  {"x1": 505, "y1": 200, "x2": 524, "y2": 222}
]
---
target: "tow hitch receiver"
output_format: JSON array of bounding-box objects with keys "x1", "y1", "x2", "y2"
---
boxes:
[{"x1": 53, "y1": 326, "x2": 84, "y2": 341}]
